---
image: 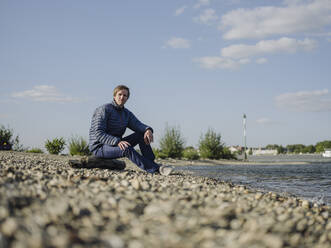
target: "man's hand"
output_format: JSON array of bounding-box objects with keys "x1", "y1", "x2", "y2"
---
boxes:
[
  {"x1": 144, "y1": 129, "x2": 154, "y2": 145},
  {"x1": 118, "y1": 141, "x2": 131, "y2": 150}
]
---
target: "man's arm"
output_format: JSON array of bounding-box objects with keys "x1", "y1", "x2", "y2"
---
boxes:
[
  {"x1": 90, "y1": 106, "x2": 121, "y2": 146},
  {"x1": 127, "y1": 111, "x2": 154, "y2": 144},
  {"x1": 127, "y1": 110, "x2": 153, "y2": 133}
]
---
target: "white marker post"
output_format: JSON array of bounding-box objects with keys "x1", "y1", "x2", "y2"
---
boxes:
[{"x1": 243, "y1": 114, "x2": 247, "y2": 161}]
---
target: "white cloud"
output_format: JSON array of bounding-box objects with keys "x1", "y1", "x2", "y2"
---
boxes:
[
  {"x1": 164, "y1": 37, "x2": 191, "y2": 49},
  {"x1": 282, "y1": 0, "x2": 305, "y2": 6},
  {"x1": 239, "y1": 58, "x2": 250, "y2": 64},
  {"x1": 193, "y1": 56, "x2": 243, "y2": 69},
  {"x1": 220, "y1": 0, "x2": 331, "y2": 40},
  {"x1": 11, "y1": 85, "x2": 79, "y2": 103},
  {"x1": 307, "y1": 31, "x2": 331, "y2": 41},
  {"x1": 256, "y1": 58, "x2": 268, "y2": 64},
  {"x1": 194, "y1": 8, "x2": 218, "y2": 24},
  {"x1": 275, "y1": 89, "x2": 331, "y2": 112},
  {"x1": 305, "y1": 31, "x2": 331, "y2": 37},
  {"x1": 221, "y1": 37, "x2": 317, "y2": 59},
  {"x1": 175, "y1": 6, "x2": 187, "y2": 16},
  {"x1": 194, "y1": 0, "x2": 210, "y2": 9}
]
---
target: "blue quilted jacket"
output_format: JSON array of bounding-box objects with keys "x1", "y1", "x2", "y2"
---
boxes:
[{"x1": 89, "y1": 102, "x2": 152, "y2": 153}]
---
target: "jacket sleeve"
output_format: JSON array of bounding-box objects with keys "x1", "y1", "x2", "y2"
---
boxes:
[
  {"x1": 91, "y1": 106, "x2": 121, "y2": 146},
  {"x1": 127, "y1": 110, "x2": 153, "y2": 134}
]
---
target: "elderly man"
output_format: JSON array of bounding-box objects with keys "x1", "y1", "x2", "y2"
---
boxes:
[{"x1": 88, "y1": 85, "x2": 173, "y2": 175}]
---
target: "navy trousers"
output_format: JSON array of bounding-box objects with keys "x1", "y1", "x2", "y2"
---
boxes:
[{"x1": 93, "y1": 132, "x2": 160, "y2": 173}]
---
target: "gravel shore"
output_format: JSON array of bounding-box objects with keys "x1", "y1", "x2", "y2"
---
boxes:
[{"x1": 0, "y1": 151, "x2": 330, "y2": 248}]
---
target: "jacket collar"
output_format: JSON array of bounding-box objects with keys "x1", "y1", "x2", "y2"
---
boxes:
[{"x1": 111, "y1": 100, "x2": 124, "y2": 111}]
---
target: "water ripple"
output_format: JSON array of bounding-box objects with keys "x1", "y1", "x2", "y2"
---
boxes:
[{"x1": 181, "y1": 159, "x2": 331, "y2": 205}]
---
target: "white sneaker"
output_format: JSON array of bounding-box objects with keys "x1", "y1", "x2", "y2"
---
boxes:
[{"x1": 159, "y1": 165, "x2": 174, "y2": 176}]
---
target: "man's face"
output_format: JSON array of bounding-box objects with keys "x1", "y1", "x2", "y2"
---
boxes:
[{"x1": 114, "y1": 89, "x2": 129, "y2": 107}]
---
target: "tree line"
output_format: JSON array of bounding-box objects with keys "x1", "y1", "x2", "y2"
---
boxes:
[{"x1": 264, "y1": 141, "x2": 331, "y2": 154}]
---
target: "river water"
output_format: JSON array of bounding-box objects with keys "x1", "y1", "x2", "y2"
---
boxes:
[{"x1": 180, "y1": 155, "x2": 331, "y2": 206}]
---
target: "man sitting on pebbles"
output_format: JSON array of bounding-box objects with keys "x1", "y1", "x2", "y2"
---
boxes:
[{"x1": 87, "y1": 84, "x2": 173, "y2": 175}]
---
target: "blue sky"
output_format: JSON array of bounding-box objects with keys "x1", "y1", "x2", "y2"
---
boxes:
[{"x1": 1, "y1": 0, "x2": 331, "y2": 151}]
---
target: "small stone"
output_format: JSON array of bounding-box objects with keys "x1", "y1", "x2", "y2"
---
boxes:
[
  {"x1": 144, "y1": 204, "x2": 162, "y2": 216},
  {"x1": 131, "y1": 179, "x2": 140, "y2": 190},
  {"x1": 302, "y1": 200, "x2": 310, "y2": 209},
  {"x1": 27, "y1": 234, "x2": 43, "y2": 248},
  {"x1": 325, "y1": 221, "x2": 331, "y2": 230},
  {"x1": 319, "y1": 233, "x2": 328, "y2": 243},
  {"x1": 0, "y1": 207, "x2": 9, "y2": 220},
  {"x1": 1, "y1": 218, "x2": 17, "y2": 236},
  {"x1": 271, "y1": 193, "x2": 278, "y2": 199},
  {"x1": 121, "y1": 180, "x2": 129, "y2": 187},
  {"x1": 105, "y1": 235, "x2": 124, "y2": 248},
  {"x1": 289, "y1": 234, "x2": 301, "y2": 246},
  {"x1": 321, "y1": 211, "x2": 329, "y2": 220},
  {"x1": 296, "y1": 219, "x2": 308, "y2": 232},
  {"x1": 255, "y1": 192, "x2": 263, "y2": 200},
  {"x1": 140, "y1": 181, "x2": 150, "y2": 191},
  {"x1": 239, "y1": 233, "x2": 283, "y2": 248},
  {"x1": 307, "y1": 218, "x2": 315, "y2": 226},
  {"x1": 263, "y1": 234, "x2": 283, "y2": 248},
  {"x1": 230, "y1": 219, "x2": 243, "y2": 229},
  {"x1": 108, "y1": 197, "x2": 118, "y2": 208},
  {"x1": 238, "y1": 186, "x2": 245, "y2": 191},
  {"x1": 201, "y1": 240, "x2": 217, "y2": 248},
  {"x1": 51, "y1": 234, "x2": 69, "y2": 247},
  {"x1": 199, "y1": 227, "x2": 215, "y2": 239},
  {"x1": 46, "y1": 198, "x2": 69, "y2": 219},
  {"x1": 128, "y1": 240, "x2": 144, "y2": 248},
  {"x1": 277, "y1": 214, "x2": 289, "y2": 222}
]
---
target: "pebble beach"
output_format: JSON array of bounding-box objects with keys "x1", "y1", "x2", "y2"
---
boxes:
[{"x1": 0, "y1": 151, "x2": 330, "y2": 248}]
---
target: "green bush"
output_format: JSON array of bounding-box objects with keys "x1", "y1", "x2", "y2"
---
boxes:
[
  {"x1": 0, "y1": 125, "x2": 13, "y2": 147},
  {"x1": 198, "y1": 128, "x2": 225, "y2": 160},
  {"x1": 303, "y1": 145, "x2": 316, "y2": 154},
  {"x1": 0, "y1": 124, "x2": 23, "y2": 151},
  {"x1": 183, "y1": 147, "x2": 200, "y2": 160},
  {"x1": 68, "y1": 136, "x2": 91, "y2": 156},
  {"x1": 27, "y1": 148, "x2": 44, "y2": 153},
  {"x1": 315, "y1": 140, "x2": 331, "y2": 153},
  {"x1": 45, "y1": 137, "x2": 66, "y2": 155},
  {"x1": 222, "y1": 146, "x2": 236, "y2": 160},
  {"x1": 159, "y1": 125, "x2": 185, "y2": 159},
  {"x1": 153, "y1": 148, "x2": 167, "y2": 159}
]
